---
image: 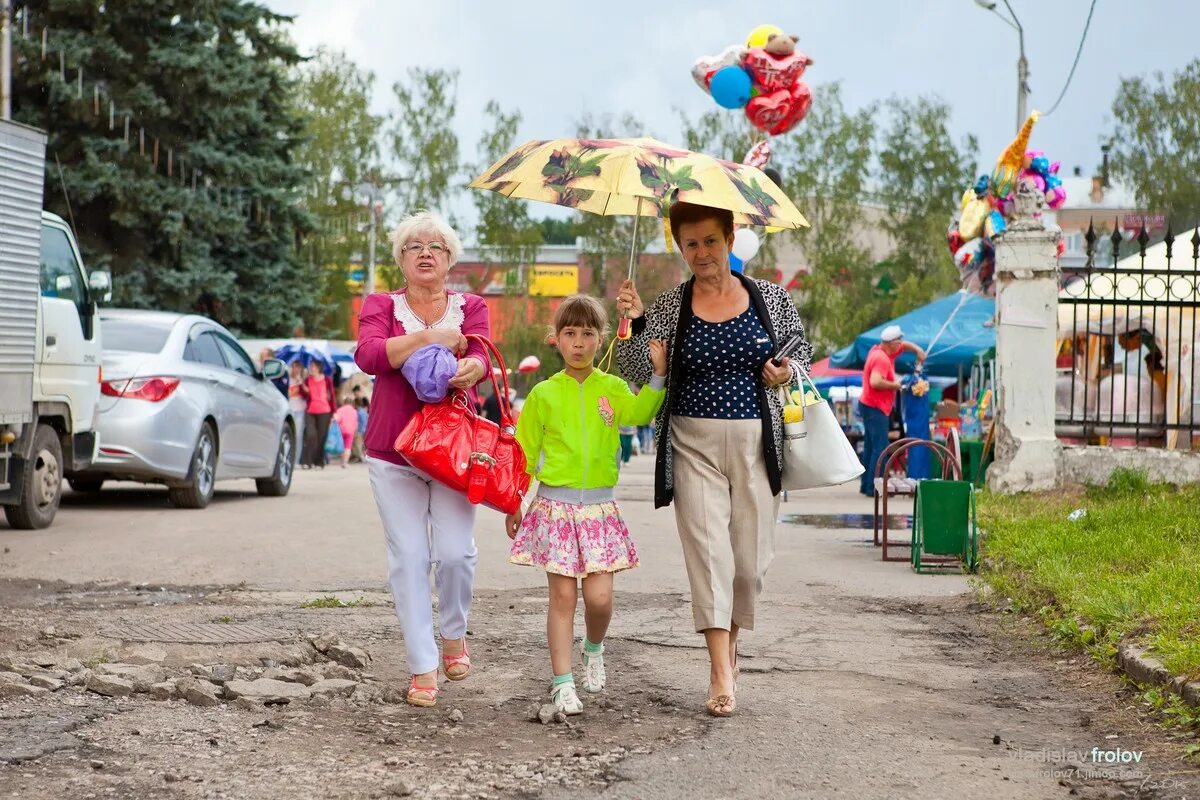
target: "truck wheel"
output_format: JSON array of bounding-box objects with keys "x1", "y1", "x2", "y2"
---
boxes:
[
  {"x1": 3, "y1": 425, "x2": 64, "y2": 530},
  {"x1": 255, "y1": 426, "x2": 294, "y2": 497},
  {"x1": 168, "y1": 423, "x2": 217, "y2": 510},
  {"x1": 68, "y1": 479, "x2": 104, "y2": 493}
]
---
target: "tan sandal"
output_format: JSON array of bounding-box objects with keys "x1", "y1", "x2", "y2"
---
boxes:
[
  {"x1": 705, "y1": 693, "x2": 736, "y2": 717},
  {"x1": 405, "y1": 675, "x2": 439, "y2": 708}
]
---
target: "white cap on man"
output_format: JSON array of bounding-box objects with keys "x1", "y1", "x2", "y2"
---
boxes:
[{"x1": 880, "y1": 325, "x2": 903, "y2": 342}]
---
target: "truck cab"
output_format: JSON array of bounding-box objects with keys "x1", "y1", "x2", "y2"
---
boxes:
[
  {"x1": 0, "y1": 119, "x2": 109, "y2": 529},
  {"x1": 35, "y1": 212, "x2": 107, "y2": 443}
]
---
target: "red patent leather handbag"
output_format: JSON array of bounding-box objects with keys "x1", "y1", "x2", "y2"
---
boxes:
[{"x1": 393, "y1": 335, "x2": 529, "y2": 514}]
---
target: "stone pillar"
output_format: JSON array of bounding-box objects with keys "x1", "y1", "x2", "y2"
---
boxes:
[{"x1": 987, "y1": 186, "x2": 1062, "y2": 493}]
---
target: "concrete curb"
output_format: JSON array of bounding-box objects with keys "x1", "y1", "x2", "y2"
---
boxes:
[{"x1": 1117, "y1": 643, "x2": 1200, "y2": 708}]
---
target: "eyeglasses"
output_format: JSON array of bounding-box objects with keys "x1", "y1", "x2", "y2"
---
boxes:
[{"x1": 401, "y1": 241, "x2": 448, "y2": 256}]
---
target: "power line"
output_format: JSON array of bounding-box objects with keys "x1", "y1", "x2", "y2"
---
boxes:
[{"x1": 1044, "y1": 0, "x2": 1098, "y2": 116}]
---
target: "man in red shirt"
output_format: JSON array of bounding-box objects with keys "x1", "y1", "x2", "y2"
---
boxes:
[{"x1": 859, "y1": 325, "x2": 926, "y2": 496}]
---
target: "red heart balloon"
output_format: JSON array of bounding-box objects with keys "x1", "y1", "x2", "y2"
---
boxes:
[
  {"x1": 777, "y1": 81, "x2": 812, "y2": 135},
  {"x1": 742, "y1": 47, "x2": 809, "y2": 93},
  {"x1": 745, "y1": 82, "x2": 812, "y2": 136}
]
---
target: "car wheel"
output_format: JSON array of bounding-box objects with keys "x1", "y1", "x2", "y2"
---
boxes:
[
  {"x1": 168, "y1": 423, "x2": 217, "y2": 509},
  {"x1": 68, "y1": 479, "x2": 104, "y2": 493},
  {"x1": 3, "y1": 425, "x2": 63, "y2": 530},
  {"x1": 255, "y1": 426, "x2": 294, "y2": 497}
]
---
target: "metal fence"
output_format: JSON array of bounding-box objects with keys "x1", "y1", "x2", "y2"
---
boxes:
[{"x1": 1056, "y1": 220, "x2": 1200, "y2": 449}]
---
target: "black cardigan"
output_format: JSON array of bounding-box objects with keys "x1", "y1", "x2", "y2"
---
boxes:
[{"x1": 616, "y1": 273, "x2": 812, "y2": 508}]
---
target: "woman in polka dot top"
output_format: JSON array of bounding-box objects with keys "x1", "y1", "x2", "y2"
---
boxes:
[{"x1": 615, "y1": 199, "x2": 812, "y2": 717}]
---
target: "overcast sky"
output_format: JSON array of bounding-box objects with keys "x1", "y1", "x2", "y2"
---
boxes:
[{"x1": 265, "y1": 0, "x2": 1199, "y2": 233}]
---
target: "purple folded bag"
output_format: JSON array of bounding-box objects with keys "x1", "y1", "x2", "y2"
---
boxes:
[{"x1": 402, "y1": 344, "x2": 458, "y2": 403}]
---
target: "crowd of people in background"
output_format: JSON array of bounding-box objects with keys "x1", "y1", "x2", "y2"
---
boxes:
[{"x1": 258, "y1": 349, "x2": 371, "y2": 469}]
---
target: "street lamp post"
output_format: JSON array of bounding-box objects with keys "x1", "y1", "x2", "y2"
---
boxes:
[
  {"x1": 975, "y1": 0, "x2": 1030, "y2": 133},
  {"x1": 353, "y1": 181, "x2": 385, "y2": 300}
]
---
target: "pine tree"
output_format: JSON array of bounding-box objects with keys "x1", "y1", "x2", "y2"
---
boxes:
[{"x1": 11, "y1": 0, "x2": 318, "y2": 336}]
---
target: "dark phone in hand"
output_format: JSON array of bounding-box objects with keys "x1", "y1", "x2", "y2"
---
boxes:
[{"x1": 771, "y1": 333, "x2": 805, "y2": 367}]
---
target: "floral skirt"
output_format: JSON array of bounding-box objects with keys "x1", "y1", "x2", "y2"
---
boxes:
[{"x1": 509, "y1": 496, "x2": 639, "y2": 578}]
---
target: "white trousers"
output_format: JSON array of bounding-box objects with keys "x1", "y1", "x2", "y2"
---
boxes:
[{"x1": 366, "y1": 457, "x2": 479, "y2": 675}]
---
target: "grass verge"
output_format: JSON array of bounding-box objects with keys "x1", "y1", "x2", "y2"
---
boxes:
[{"x1": 977, "y1": 468, "x2": 1200, "y2": 684}]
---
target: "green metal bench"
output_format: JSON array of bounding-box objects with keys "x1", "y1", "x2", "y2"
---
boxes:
[{"x1": 911, "y1": 479, "x2": 979, "y2": 574}]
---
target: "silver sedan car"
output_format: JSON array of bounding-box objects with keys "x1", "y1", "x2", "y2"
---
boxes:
[{"x1": 69, "y1": 309, "x2": 296, "y2": 508}]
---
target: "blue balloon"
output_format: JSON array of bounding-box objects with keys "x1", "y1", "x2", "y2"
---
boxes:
[
  {"x1": 729, "y1": 253, "x2": 744, "y2": 273},
  {"x1": 1030, "y1": 156, "x2": 1050, "y2": 175},
  {"x1": 709, "y1": 66, "x2": 752, "y2": 110},
  {"x1": 988, "y1": 209, "x2": 1007, "y2": 237},
  {"x1": 1045, "y1": 174, "x2": 1062, "y2": 190}
]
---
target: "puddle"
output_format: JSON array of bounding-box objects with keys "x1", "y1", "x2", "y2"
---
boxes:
[{"x1": 779, "y1": 513, "x2": 911, "y2": 530}]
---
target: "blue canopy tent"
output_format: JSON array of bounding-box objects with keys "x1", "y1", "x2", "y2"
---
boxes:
[{"x1": 829, "y1": 291, "x2": 996, "y2": 377}]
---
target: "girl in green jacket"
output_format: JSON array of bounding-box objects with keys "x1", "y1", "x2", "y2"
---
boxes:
[{"x1": 506, "y1": 295, "x2": 667, "y2": 715}]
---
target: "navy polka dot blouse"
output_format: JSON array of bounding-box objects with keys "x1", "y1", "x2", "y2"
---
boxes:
[{"x1": 676, "y1": 307, "x2": 772, "y2": 420}]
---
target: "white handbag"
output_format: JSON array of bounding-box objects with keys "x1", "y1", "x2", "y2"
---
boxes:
[{"x1": 778, "y1": 365, "x2": 865, "y2": 491}]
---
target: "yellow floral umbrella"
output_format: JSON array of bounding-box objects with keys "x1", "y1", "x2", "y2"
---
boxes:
[
  {"x1": 469, "y1": 136, "x2": 809, "y2": 231},
  {"x1": 469, "y1": 136, "x2": 808, "y2": 338}
]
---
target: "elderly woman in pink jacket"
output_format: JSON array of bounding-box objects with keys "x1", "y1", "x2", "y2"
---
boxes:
[{"x1": 354, "y1": 210, "x2": 491, "y2": 708}]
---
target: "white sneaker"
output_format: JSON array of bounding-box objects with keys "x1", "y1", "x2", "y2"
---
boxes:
[
  {"x1": 581, "y1": 646, "x2": 606, "y2": 693},
  {"x1": 551, "y1": 681, "x2": 584, "y2": 715}
]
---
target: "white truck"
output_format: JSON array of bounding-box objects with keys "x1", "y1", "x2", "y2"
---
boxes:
[{"x1": 1, "y1": 118, "x2": 110, "y2": 529}]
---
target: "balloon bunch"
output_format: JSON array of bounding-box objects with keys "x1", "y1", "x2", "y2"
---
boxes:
[
  {"x1": 1019, "y1": 151, "x2": 1066, "y2": 209},
  {"x1": 691, "y1": 24, "x2": 814, "y2": 136},
  {"x1": 946, "y1": 112, "x2": 1068, "y2": 296}
]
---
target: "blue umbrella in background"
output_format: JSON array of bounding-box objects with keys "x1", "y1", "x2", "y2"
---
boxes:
[{"x1": 275, "y1": 344, "x2": 335, "y2": 375}]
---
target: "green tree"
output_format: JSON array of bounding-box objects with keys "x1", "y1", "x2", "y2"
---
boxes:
[
  {"x1": 1108, "y1": 59, "x2": 1200, "y2": 228},
  {"x1": 876, "y1": 96, "x2": 978, "y2": 316},
  {"x1": 388, "y1": 67, "x2": 460, "y2": 215},
  {"x1": 538, "y1": 216, "x2": 579, "y2": 245},
  {"x1": 472, "y1": 101, "x2": 543, "y2": 294},
  {"x1": 12, "y1": 0, "x2": 317, "y2": 335},
  {"x1": 291, "y1": 48, "x2": 385, "y2": 337}
]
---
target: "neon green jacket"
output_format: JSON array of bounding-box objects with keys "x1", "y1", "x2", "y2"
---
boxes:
[{"x1": 515, "y1": 368, "x2": 666, "y2": 490}]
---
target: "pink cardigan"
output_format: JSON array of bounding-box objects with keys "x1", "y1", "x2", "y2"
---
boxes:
[{"x1": 355, "y1": 290, "x2": 491, "y2": 466}]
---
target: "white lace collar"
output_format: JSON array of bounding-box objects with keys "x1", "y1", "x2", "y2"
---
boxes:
[{"x1": 392, "y1": 292, "x2": 466, "y2": 334}]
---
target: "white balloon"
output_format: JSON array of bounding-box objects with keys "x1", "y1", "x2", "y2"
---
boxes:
[{"x1": 731, "y1": 228, "x2": 761, "y2": 262}]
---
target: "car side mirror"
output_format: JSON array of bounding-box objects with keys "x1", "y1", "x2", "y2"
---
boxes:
[
  {"x1": 88, "y1": 270, "x2": 113, "y2": 303},
  {"x1": 261, "y1": 358, "x2": 286, "y2": 380}
]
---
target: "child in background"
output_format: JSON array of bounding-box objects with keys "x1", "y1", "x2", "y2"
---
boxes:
[
  {"x1": 333, "y1": 396, "x2": 358, "y2": 468},
  {"x1": 618, "y1": 423, "x2": 637, "y2": 464},
  {"x1": 353, "y1": 397, "x2": 369, "y2": 463},
  {"x1": 505, "y1": 295, "x2": 668, "y2": 715}
]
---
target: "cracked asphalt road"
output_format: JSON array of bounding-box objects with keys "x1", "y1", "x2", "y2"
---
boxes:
[{"x1": 1, "y1": 457, "x2": 1197, "y2": 799}]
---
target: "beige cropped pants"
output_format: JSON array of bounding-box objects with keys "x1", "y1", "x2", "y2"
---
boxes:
[{"x1": 670, "y1": 416, "x2": 780, "y2": 632}]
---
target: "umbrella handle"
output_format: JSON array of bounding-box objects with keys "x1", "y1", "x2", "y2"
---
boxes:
[{"x1": 617, "y1": 197, "x2": 644, "y2": 342}]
